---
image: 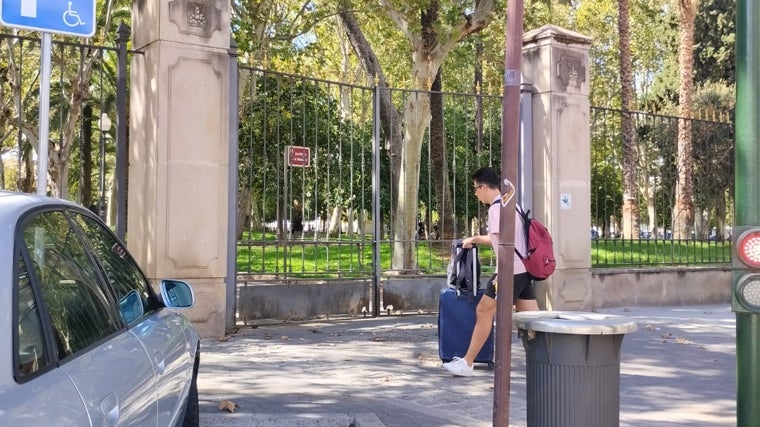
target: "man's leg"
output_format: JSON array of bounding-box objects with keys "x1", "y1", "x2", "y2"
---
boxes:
[
  {"x1": 462, "y1": 294, "x2": 497, "y2": 366},
  {"x1": 443, "y1": 276, "x2": 497, "y2": 376},
  {"x1": 515, "y1": 298, "x2": 539, "y2": 312},
  {"x1": 514, "y1": 273, "x2": 539, "y2": 312},
  {"x1": 442, "y1": 294, "x2": 496, "y2": 376}
]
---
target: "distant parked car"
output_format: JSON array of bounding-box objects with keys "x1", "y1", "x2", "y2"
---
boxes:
[{"x1": 0, "y1": 191, "x2": 200, "y2": 426}]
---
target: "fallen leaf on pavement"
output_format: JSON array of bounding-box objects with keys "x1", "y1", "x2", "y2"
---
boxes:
[{"x1": 219, "y1": 400, "x2": 238, "y2": 413}]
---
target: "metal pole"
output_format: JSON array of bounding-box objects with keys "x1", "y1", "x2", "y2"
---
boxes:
[
  {"x1": 493, "y1": 0, "x2": 523, "y2": 427},
  {"x1": 37, "y1": 32, "x2": 52, "y2": 196},
  {"x1": 494, "y1": 0, "x2": 523, "y2": 424},
  {"x1": 519, "y1": 83, "x2": 536, "y2": 208},
  {"x1": 226, "y1": 38, "x2": 240, "y2": 333},
  {"x1": 99, "y1": 124, "x2": 106, "y2": 218},
  {"x1": 115, "y1": 22, "x2": 129, "y2": 240},
  {"x1": 735, "y1": 0, "x2": 760, "y2": 423},
  {"x1": 372, "y1": 83, "x2": 382, "y2": 317}
]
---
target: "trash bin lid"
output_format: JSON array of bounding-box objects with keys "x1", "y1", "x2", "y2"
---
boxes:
[{"x1": 512, "y1": 311, "x2": 638, "y2": 335}]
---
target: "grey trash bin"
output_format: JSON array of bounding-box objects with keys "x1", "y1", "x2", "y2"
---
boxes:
[{"x1": 512, "y1": 311, "x2": 638, "y2": 427}]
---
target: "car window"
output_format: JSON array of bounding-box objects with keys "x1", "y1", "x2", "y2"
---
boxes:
[
  {"x1": 15, "y1": 256, "x2": 49, "y2": 377},
  {"x1": 21, "y1": 211, "x2": 120, "y2": 359},
  {"x1": 71, "y1": 213, "x2": 155, "y2": 324}
]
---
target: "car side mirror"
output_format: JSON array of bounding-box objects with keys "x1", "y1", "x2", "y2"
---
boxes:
[
  {"x1": 160, "y1": 280, "x2": 195, "y2": 308},
  {"x1": 119, "y1": 290, "x2": 145, "y2": 324}
]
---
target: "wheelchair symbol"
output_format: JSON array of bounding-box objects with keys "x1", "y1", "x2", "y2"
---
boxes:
[{"x1": 62, "y1": 1, "x2": 85, "y2": 27}]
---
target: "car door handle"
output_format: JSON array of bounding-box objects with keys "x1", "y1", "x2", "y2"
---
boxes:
[
  {"x1": 154, "y1": 351, "x2": 166, "y2": 375},
  {"x1": 100, "y1": 392, "x2": 120, "y2": 427}
]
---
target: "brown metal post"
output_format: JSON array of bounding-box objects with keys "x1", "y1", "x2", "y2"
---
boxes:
[
  {"x1": 494, "y1": 0, "x2": 524, "y2": 425},
  {"x1": 115, "y1": 22, "x2": 129, "y2": 240}
]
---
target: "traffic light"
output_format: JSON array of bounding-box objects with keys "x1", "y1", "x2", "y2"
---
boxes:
[{"x1": 732, "y1": 226, "x2": 760, "y2": 313}]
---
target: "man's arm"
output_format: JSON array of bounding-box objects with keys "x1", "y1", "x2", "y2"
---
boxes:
[{"x1": 462, "y1": 234, "x2": 491, "y2": 248}]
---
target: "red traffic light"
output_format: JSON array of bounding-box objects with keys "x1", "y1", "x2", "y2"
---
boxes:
[{"x1": 736, "y1": 229, "x2": 760, "y2": 268}]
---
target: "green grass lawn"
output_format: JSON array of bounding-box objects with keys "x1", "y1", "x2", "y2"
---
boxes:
[
  {"x1": 591, "y1": 238, "x2": 731, "y2": 267},
  {"x1": 236, "y1": 232, "x2": 730, "y2": 278},
  {"x1": 236, "y1": 236, "x2": 490, "y2": 278}
]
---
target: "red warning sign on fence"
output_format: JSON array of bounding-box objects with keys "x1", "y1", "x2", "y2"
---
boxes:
[{"x1": 286, "y1": 146, "x2": 311, "y2": 167}]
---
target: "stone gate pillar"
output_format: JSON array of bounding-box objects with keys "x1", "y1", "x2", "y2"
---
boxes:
[
  {"x1": 129, "y1": 1, "x2": 230, "y2": 336},
  {"x1": 521, "y1": 25, "x2": 593, "y2": 310}
]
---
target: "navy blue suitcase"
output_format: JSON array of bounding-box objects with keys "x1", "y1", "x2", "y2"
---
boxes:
[{"x1": 438, "y1": 287, "x2": 495, "y2": 365}]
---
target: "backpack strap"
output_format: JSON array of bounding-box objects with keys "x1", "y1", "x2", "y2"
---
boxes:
[{"x1": 490, "y1": 199, "x2": 531, "y2": 261}]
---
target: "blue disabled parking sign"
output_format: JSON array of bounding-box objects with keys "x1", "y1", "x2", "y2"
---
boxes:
[{"x1": 0, "y1": 0, "x2": 96, "y2": 37}]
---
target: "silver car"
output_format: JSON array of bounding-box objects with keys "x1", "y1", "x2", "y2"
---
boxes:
[{"x1": 0, "y1": 191, "x2": 200, "y2": 426}]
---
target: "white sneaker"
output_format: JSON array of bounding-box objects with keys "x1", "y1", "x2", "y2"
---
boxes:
[{"x1": 443, "y1": 357, "x2": 474, "y2": 377}]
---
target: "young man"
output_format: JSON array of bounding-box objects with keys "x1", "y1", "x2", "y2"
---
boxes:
[{"x1": 443, "y1": 166, "x2": 539, "y2": 377}]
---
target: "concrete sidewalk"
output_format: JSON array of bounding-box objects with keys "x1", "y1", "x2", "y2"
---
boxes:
[{"x1": 198, "y1": 304, "x2": 736, "y2": 427}]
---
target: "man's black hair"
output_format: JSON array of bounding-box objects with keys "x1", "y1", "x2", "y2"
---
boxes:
[{"x1": 471, "y1": 167, "x2": 500, "y2": 189}]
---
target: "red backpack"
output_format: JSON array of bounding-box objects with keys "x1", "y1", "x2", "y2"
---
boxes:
[{"x1": 515, "y1": 206, "x2": 556, "y2": 281}]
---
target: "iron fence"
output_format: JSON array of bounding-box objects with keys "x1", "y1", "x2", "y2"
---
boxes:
[
  {"x1": 2, "y1": 42, "x2": 734, "y2": 279},
  {"x1": 235, "y1": 67, "x2": 505, "y2": 280},
  {"x1": 590, "y1": 107, "x2": 734, "y2": 266},
  {"x1": 0, "y1": 29, "x2": 131, "y2": 236},
  {"x1": 236, "y1": 70, "x2": 734, "y2": 279}
]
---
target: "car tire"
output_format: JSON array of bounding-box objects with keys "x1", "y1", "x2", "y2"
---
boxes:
[{"x1": 182, "y1": 350, "x2": 200, "y2": 427}]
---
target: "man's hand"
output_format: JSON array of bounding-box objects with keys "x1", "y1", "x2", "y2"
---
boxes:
[{"x1": 462, "y1": 237, "x2": 475, "y2": 248}]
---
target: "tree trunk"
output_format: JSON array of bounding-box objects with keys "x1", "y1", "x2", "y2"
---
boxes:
[
  {"x1": 393, "y1": 87, "x2": 432, "y2": 270},
  {"x1": 429, "y1": 71, "x2": 455, "y2": 239},
  {"x1": 474, "y1": 38, "x2": 484, "y2": 153},
  {"x1": 619, "y1": 0, "x2": 640, "y2": 239},
  {"x1": 389, "y1": 2, "x2": 442, "y2": 271},
  {"x1": 427, "y1": 24, "x2": 455, "y2": 240},
  {"x1": 338, "y1": 8, "x2": 404, "y2": 233},
  {"x1": 474, "y1": 36, "x2": 485, "y2": 235},
  {"x1": 236, "y1": 190, "x2": 252, "y2": 240},
  {"x1": 342, "y1": 0, "x2": 493, "y2": 270},
  {"x1": 81, "y1": 104, "x2": 93, "y2": 208},
  {"x1": 22, "y1": 146, "x2": 34, "y2": 193},
  {"x1": 674, "y1": 0, "x2": 697, "y2": 240}
]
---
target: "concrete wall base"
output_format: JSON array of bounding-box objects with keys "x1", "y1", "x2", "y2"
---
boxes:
[{"x1": 236, "y1": 268, "x2": 730, "y2": 322}]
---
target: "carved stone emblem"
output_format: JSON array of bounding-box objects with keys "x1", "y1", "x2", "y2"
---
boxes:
[
  {"x1": 169, "y1": 0, "x2": 223, "y2": 38},
  {"x1": 556, "y1": 54, "x2": 586, "y2": 90},
  {"x1": 187, "y1": 4, "x2": 207, "y2": 28}
]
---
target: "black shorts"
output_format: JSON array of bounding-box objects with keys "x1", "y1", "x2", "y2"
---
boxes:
[{"x1": 484, "y1": 272, "x2": 535, "y2": 301}]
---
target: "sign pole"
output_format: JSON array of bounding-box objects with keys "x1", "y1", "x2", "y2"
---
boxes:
[
  {"x1": 734, "y1": 0, "x2": 760, "y2": 423},
  {"x1": 494, "y1": 0, "x2": 524, "y2": 424},
  {"x1": 37, "y1": 31, "x2": 51, "y2": 195}
]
